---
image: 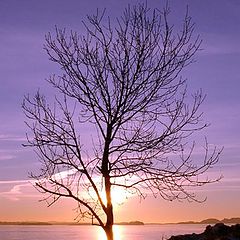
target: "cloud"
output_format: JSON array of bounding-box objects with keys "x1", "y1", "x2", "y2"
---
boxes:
[
  {"x1": 0, "y1": 149, "x2": 17, "y2": 161},
  {"x1": 52, "y1": 169, "x2": 78, "y2": 181},
  {"x1": 0, "y1": 154, "x2": 15, "y2": 161},
  {"x1": 0, "y1": 134, "x2": 26, "y2": 142},
  {"x1": 0, "y1": 168, "x2": 80, "y2": 201},
  {"x1": 190, "y1": 175, "x2": 240, "y2": 193},
  {"x1": 200, "y1": 33, "x2": 240, "y2": 55},
  {"x1": 0, "y1": 180, "x2": 38, "y2": 201},
  {"x1": 0, "y1": 180, "x2": 31, "y2": 184}
]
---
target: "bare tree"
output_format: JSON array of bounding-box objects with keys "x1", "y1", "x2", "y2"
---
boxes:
[{"x1": 23, "y1": 4, "x2": 221, "y2": 240}]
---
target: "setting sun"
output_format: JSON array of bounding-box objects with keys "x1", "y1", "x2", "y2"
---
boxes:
[{"x1": 111, "y1": 188, "x2": 128, "y2": 206}]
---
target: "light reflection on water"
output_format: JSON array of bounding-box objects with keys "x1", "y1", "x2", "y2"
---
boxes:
[
  {"x1": 0, "y1": 224, "x2": 207, "y2": 240},
  {"x1": 97, "y1": 225, "x2": 122, "y2": 240}
]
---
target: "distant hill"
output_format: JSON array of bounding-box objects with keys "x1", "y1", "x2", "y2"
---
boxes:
[
  {"x1": 200, "y1": 218, "x2": 221, "y2": 224},
  {"x1": 222, "y1": 218, "x2": 240, "y2": 224},
  {"x1": 116, "y1": 221, "x2": 144, "y2": 225},
  {"x1": 177, "y1": 218, "x2": 240, "y2": 225}
]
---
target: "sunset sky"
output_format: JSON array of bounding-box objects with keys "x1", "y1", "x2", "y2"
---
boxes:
[{"x1": 0, "y1": 0, "x2": 240, "y2": 224}]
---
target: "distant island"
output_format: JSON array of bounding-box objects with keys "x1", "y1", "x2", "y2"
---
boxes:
[{"x1": 116, "y1": 221, "x2": 144, "y2": 225}]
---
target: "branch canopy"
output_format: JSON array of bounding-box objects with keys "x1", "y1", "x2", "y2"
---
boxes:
[{"x1": 23, "y1": 3, "x2": 221, "y2": 228}]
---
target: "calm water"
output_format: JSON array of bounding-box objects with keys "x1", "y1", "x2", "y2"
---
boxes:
[{"x1": 0, "y1": 224, "x2": 207, "y2": 240}]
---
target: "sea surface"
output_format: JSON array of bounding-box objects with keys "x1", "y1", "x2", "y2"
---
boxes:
[{"x1": 0, "y1": 224, "x2": 207, "y2": 240}]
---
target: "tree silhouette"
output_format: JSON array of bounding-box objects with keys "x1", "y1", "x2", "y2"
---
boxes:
[{"x1": 23, "y1": 4, "x2": 221, "y2": 240}]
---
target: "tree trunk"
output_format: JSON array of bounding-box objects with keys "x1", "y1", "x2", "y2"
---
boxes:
[
  {"x1": 104, "y1": 175, "x2": 114, "y2": 240},
  {"x1": 105, "y1": 224, "x2": 114, "y2": 240},
  {"x1": 102, "y1": 126, "x2": 114, "y2": 239}
]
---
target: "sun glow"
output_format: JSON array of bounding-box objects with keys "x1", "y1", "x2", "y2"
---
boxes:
[
  {"x1": 99, "y1": 187, "x2": 129, "y2": 207},
  {"x1": 111, "y1": 188, "x2": 127, "y2": 206}
]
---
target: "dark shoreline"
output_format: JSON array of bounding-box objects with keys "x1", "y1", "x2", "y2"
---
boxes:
[{"x1": 168, "y1": 223, "x2": 240, "y2": 240}]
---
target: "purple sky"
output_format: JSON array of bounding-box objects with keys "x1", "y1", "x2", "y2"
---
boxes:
[{"x1": 0, "y1": 0, "x2": 240, "y2": 222}]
